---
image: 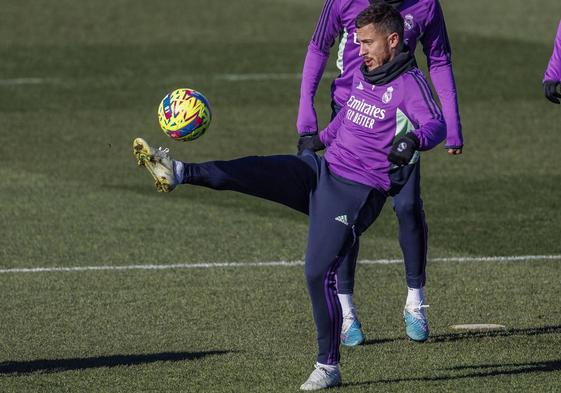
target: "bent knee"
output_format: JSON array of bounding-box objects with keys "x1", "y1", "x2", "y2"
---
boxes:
[
  {"x1": 305, "y1": 267, "x2": 328, "y2": 285},
  {"x1": 394, "y1": 200, "x2": 424, "y2": 218}
]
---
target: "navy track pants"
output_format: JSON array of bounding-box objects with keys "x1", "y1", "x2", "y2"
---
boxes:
[{"x1": 180, "y1": 152, "x2": 386, "y2": 364}]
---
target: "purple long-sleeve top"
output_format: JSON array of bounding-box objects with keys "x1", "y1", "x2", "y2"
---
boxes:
[
  {"x1": 320, "y1": 67, "x2": 446, "y2": 192},
  {"x1": 298, "y1": 0, "x2": 463, "y2": 148},
  {"x1": 544, "y1": 20, "x2": 561, "y2": 82}
]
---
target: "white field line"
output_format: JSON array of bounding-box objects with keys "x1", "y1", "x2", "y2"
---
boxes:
[
  {"x1": 0, "y1": 78, "x2": 59, "y2": 85},
  {"x1": 1, "y1": 254, "x2": 560, "y2": 274},
  {"x1": 215, "y1": 72, "x2": 339, "y2": 82},
  {"x1": 0, "y1": 72, "x2": 340, "y2": 86}
]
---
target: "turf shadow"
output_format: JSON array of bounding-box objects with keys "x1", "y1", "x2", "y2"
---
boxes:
[
  {"x1": 363, "y1": 324, "x2": 561, "y2": 346},
  {"x1": 429, "y1": 324, "x2": 561, "y2": 343},
  {"x1": 362, "y1": 337, "x2": 398, "y2": 345},
  {"x1": 344, "y1": 358, "x2": 561, "y2": 387},
  {"x1": 0, "y1": 350, "x2": 232, "y2": 375},
  {"x1": 445, "y1": 359, "x2": 561, "y2": 372}
]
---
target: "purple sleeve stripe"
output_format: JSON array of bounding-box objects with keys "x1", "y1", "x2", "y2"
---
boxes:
[
  {"x1": 444, "y1": 25, "x2": 452, "y2": 54},
  {"x1": 436, "y1": 23, "x2": 452, "y2": 56},
  {"x1": 312, "y1": 0, "x2": 336, "y2": 49},
  {"x1": 410, "y1": 71, "x2": 443, "y2": 120},
  {"x1": 434, "y1": 2, "x2": 452, "y2": 54}
]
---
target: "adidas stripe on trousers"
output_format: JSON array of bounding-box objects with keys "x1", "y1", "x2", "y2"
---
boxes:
[{"x1": 179, "y1": 151, "x2": 386, "y2": 364}]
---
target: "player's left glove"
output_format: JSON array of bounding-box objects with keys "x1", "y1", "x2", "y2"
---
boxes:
[
  {"x1": 388, "y1": 134, "x2": 419, "y2": 166},
  {"x1": 543, "y1": 80, "x2": 561, "y2": 104},
  {"x1": 297, "y1": 133, "x2": 325, "y2": 155}
]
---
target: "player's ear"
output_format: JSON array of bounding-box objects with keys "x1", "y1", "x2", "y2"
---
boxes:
[{"x1": 387, "y1": 32, "x2": 400, "y2": 50}]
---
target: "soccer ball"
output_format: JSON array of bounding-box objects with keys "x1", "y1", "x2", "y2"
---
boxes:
[{"x1": 158, "y1": 88, "x2": 211, "y2": 141}]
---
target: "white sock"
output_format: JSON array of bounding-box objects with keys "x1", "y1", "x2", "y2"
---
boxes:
[
  {"x1": 317, "y1": 362, "x2": 339, "y2": 373},
  {"x1": 338, "y1": 293, "x2": 356, "y2": 319},
  {"x1": 406, "y1": 287, "x2": 425, "y2": 307},
  {"x1": 173, "y1": 160, "x2": 184, "y2": 184}
]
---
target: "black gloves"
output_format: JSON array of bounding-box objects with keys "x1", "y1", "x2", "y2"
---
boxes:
[
  {"x1": 543, "y1": 80, "x2": 561, "y2": 104},
  {"x1": 388, "y1": 134, "x2": 419, "y2": 166},
  {"x1": 297, "y1": 133, "x2": 325, "y2": 155}
]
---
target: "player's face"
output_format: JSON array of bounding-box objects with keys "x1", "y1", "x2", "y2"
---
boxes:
[{"x1": 357, "y1": 24, "x2": 400, "y2": 71}]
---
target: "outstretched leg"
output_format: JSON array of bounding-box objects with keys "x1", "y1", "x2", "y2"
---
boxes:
[
  {"x1": 133, "y1": 137, "x2": 318, "y2": 214},
  {"x1": 179, "y1": 155, "x2": 317, "y2": 214}
]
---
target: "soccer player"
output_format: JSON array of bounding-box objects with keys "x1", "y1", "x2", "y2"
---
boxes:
[
  {"x1": 134, "y1": 4, "x2": 445, "y2": 389},
  {"x1": 297, "y1": 0, "x2": 463, "y2": 345},
  {"x1": 544, "y1": 20, "x2": 561, "y2": 104}
]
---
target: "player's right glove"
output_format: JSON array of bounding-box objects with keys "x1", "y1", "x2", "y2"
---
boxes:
[
  {"x1": 543, "y1": 80, "x2": 561, "y2": 104},
  {"x1": 388, "y1": 134, "x2": 419, "y2": 166},
  {"x1": 297, "y1": 133, "x2": 325, "y2": 155}
]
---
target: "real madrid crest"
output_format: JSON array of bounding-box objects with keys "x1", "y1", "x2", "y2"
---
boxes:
[
  {"x1": 404, "y1": 14, "x2": 414, "y2": 31},
  {"x1": 382, "y1": 86, "x2": 394, "y2": 104}
]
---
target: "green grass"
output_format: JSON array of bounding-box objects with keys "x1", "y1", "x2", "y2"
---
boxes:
[
  {"x1": 1, "y1": 0, "x2": 561, "y2": 391},
  {"x1": 1, "y1": 262, "x2": 560, "y2": 392}
]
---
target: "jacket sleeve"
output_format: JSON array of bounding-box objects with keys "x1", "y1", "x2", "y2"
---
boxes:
[
  {"x1": 402, "y1": 72, "x2": 446, "y2": 151},
  {"x1": 319, "y1": 105, "x2": 345, "y2": 146},
  {"x1": 544, "y1": 20, "x2": 561, "y2": 82},
  {"x1": 420, "y1": 0, "x2": 463, "y2": 148},
  {"x1": 297, "y1": 0, "x2": 342, "y2": 135}
]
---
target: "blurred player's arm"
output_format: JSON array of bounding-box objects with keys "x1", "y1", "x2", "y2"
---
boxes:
[
  {"x1": 297, "y1": 103, "x2": 346, "y2": 154},
  {"x1": 543, "y1": 20, "x2": 561, "y2": 104},
  {"x1": 420, "y1": 0, "x2": 463, "y2": 154},
  {"x1": 297, "y1": 0, "x2": 342, "y2": 135},
  {"x1": 318, "y1": 105, "x2": 345, "y2": 147}
]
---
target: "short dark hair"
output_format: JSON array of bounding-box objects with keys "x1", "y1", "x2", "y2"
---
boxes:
[{"x1": 355, "y1": 3, "x2": 404, "y2": 43}]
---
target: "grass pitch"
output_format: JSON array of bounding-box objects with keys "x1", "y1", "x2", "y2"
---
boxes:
[{"x1": 1, "y1": 0, "x2": 561, "y2": 391}]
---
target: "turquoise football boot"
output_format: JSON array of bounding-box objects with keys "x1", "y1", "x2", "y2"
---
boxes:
[
  {"x1": 403, "y1": 302, "x2": 429, "y2": 342},
  {"x1": 341, "y1": 317, "x2": 365, "y2": 347}
]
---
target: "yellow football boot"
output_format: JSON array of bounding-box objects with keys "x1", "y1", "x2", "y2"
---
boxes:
[{"x1": 133, "y1": 137, "x2": 177, "y2": 192}]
